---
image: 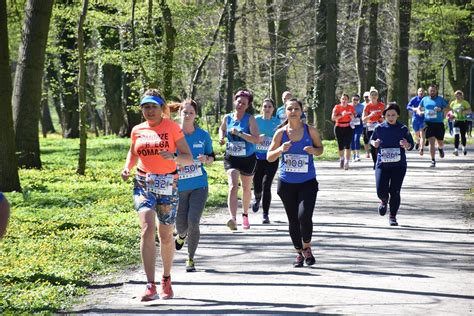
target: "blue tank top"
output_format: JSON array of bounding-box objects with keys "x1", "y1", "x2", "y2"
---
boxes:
[
  {"x1": 225, "y1": 113, "x2": 255, "y2": 157},
  {"x1": 255, "y1": 115, "x2": 280, "y2": 160},
  {"x1": 279, "y1": 124, "x2": 316, "y2": 183}
]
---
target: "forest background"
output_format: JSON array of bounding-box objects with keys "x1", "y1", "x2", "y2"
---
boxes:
[{"x1": 0, "y1": 0, "x2": 472, "y2": 313}]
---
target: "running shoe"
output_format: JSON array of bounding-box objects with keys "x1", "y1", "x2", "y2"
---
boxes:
[
  {"x1": 303, "y1": 247, "x2": 316, "y2": 266},
  {"x1": 160, "y1": 276, "x2": 174, "y2": 300},
  {"x1": 344, "y1": 161, "x2": 349, "y2": 170},
  {"x1": 242, "y1": 214, "x2": 250, "y2": 229},
  {"x1": 227, "y1": 218, "x2": 237, "y2": 231},
  {"x1": 251, "y1": 199, "x2": 260, "y2": 213},
  {"x1": 378, "y1": 201, "x2": 388, "y2": 216},
  {"x1": 339, "y1": 159, "x2": 344, "y2": 168},
  {"x1": 355, "y1": 154, "x2": 361, "y2": 162},
  {"x1": 453, "y1": 149, "x2": 459, "y2": 156},
  {"x1": 365, "y1": 153, "x2": 370, "y2": 158},
  {"x1": 186, "y1": 258, "x2": 196, "y2": 272},
  {"x1": 389, "y1": 217, "x2": 398, "y2": 226},
  {"x1": 415, "y1": 143, "x2": 419, "y2": 150},
  {"x1": 175, "y1": 234, "x2": 186, "y2": 250},
  {"x1": 262, "y1": 213, "x2": 270, "y2": 224},
  {"x1": 463, "y1": 147, "x2": 467, "y2": 156},
  {"x1": 141, "y1": 282, "x2": 158, "y2": 302},
  {"x1": 419, "y1": 147, "x2": 424, "y2": 156},
  {"x1": 438, "y1": 148, "x2": 445, "y2": 158},
  {"x1": 430, "y1": 160, "x2": 436, "y2": 168},
  {"x1": 293, "y1": 252, "x2": 304, "y2": 267}
]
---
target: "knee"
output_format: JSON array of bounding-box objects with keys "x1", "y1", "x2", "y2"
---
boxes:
[
  {"x1": 140, "y1": 221, "x2": 155, "y2": 241},
  {"x1": 159, "y1": 231, "x2": 174, "y2": 245},
  {"x1": 228, "y1": 183, "x2": 239, "y2": 195}
]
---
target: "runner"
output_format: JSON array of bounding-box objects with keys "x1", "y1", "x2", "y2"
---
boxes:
[
  {"x1": 449, "y1": 90, "x2": 472, "y2": 156},
  {"x1": 121, "y1": 89, "x2": 193, "y2": 301},
  {"x1": 362, "y1": 87, "x2": 385, "y2": 168},
  {"x1": 219, "y1": 90, "x2": 260, "y2": 230},
  {"x1": 332, "y1": 93, "x2": 355, "y2": 170},
  {"x1": 275, "y1": 91, "x2": 293, "y2": 124},
  {"x1": 406, "y1": 87, "x2": 425, "y2": 150},
  {"x1": 417, "y1": 84, "x2": 449, "y2": 167},
  {"x1": 0, "y1": 192, "x2": 10, "y2": 238},
  {"x1": 350, "y1": 94, "x2": 364, "y2": 162},
  {"x1": 267, "y1": 98, "x2": 324, "y2": 267},
  {"x1": 173, "y1": 99, "x2": 215, "y2": 272},
  {"x1": 370, "y1": 103, "x2": 414, "y2": 226},
  {"x1": 252, "y1": 98, "x2": 280, "y2": 224},
  {"x1": 362, "y1": 91, "x2": 371, "y2": 158}
]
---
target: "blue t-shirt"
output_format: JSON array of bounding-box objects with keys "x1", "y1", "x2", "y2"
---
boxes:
[
  {"x1": 225, "y1": 113, "x2": 255, "y2": 157},
  {"x1": 406, "y1": 96, "x2": 424, "y2": 122},
  {"x1": 419, "y1": 96, "x2": 448, "y2": 123},
  {"x1": 275, "y1": 105, "x2": 306, "y2": 124},
  {"x1": 255, "y1": 115, "x2": 280, "y2": 160},
  {"x1": 279, "y1": 124, "x2": 316, "y2": 184},
  {"x1": 371, "y1": 121, "x2": 414, "y2": 169},
  {"x1": 177, "y1": 128, "x2": 213, "y2": 191}
]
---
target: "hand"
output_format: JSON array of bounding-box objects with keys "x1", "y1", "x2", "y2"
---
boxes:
[
  {"x1": 159, "y1": 151, "x2": 176, "y2": 161},
  {"x1": 399, "y1": 138, "x2": 409, "y2": 149},
  {"x1": 121, "y1": 168, "x2": 130, "y2": 181},
  {"x1": 258, "y1": 134, "x2": 265, "y2": 144},
  {"x1": 197, "y1": 154, "x2": 207, "y2": 163},
  {"x1": 372, "y1": 139, "x2": 381, "y2": 148},
  {"x1": 219, "y1": 137, "x2": 226, "y2": 146},
  {"x1": 280, "y1": 141, "x2": 292, "y2": 153},
  {"x1": 303, "y1": 146, "x2": 314, "y2": 154},
  {"x1": 231, "y1": 128, "x2": 240, "y2": 136},
  {"x1": 434, "y1": 106, "x2": 441, "y2": 112}
]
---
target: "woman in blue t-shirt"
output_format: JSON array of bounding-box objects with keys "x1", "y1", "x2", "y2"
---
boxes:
[
  {"x1": 219, "y1": 90, "x2": 260, "y2": 230},
  {"x1": 252, "y1": 98, "x2": 281, "y2": 224},
  {"x1": 267, "y1": 99, "x2": 324, "y2": 268},
  {"x1": 370, "y1": 103, "x2": 414, "y2": 226},
  {"x1": 174, "y1": 99, "x2": 215, "y2": 272}
]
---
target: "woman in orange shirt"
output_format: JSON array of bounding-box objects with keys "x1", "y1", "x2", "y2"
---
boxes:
[
  {"x1": 331, "y1": 94, "x2": 355, "y2": 170},
  {"x1": 362, "y1": 87, "x2": 385, "y2": 168},
  {"x1": 121, "y1": 89, "x2": 193, "y2": 302}
]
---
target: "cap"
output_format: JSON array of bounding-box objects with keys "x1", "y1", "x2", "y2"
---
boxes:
[
  {"x1": 363, "y1": 92, "x2": 370, "y2": 98},
  {"x1": 140, "y1": 95, "x2": 165, "y2": 106}
]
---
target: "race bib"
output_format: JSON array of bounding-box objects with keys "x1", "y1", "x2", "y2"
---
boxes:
[
  {"x1": 146, "y1": 174, "x2": 174, "y2": 195},
  {"x1": 453, "y1": 127, "x2": 461, "y2": 135},
  {"x1": 178, "y1": 160, "x2": 203, "y2": 180},
  {"x1": 256, "y1": 136, "x2": 272, "y2": 151},
  {"x1": 351, "y1": 118, "x2": 361, "y2": 126},
  {"x1": 380, "y1": 148, "x2": 401, "y2": 163},
  {"x1": 283, "y1": 154, "x2": 309, "y2": 173},
  {"x1": 425, "y1": 109, "x2": 437, "y2": 119},
  {"x1": 368, "y1": 123, "x2": 377, "y2": 131},
  {"x1": 226, "y1": 141, "x2": 246, "y2": 157}
]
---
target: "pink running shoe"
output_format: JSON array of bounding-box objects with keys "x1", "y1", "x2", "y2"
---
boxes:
[
  {"x1": 141, "y1": 282, "x2": 158, "y2": 301},
  {"x1": 160, "y1": 276, "x2": 174, "y2": 300},
  {"x1": 242, "y1": 214, "x2": 250, "y2": 229}
]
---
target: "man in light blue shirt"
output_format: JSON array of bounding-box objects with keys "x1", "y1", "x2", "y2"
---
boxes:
[{"x1": 418, "y1": 84, "x2": 449, "y2": 167}]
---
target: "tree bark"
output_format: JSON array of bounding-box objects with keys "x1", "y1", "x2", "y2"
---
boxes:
[
  {"x1": 77, "y1": 0, "x2": 89, "y2": 175},
  {"x1": 266, "y1": 0, "x2": 277, "y2": 102},
  {"x1": 273, "y1": 0, "x2": 291, "y2": 104},
  {"x1": 159, "y1": 0, "x2": 176, "y2": 100},
  {"x1": 367, "y1": 2, "x2": 378, "y2": 89},
  {"x1": 355, "y1": 0, "x2": 368, "y2": 94},
  {"x1": 225, "y1": 0, "x2": 237, "y2": 113},
  {"x1": 12, "y1": 0, "x2": 54, "y2": 169},
  {"x1": 0, "y1": 0, "x2": 21, "y2": 191}
]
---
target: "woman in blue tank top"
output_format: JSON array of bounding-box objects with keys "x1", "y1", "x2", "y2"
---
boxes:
[
  {"x1": 219, "y1": 90, "x2": 260, "y2": 231},
  {"x1": 267, "y1": 99, "x2": 324, "y2": 268}
]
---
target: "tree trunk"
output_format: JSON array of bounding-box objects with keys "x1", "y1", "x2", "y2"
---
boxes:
[
  {"x1": 12, "y1": 0, "x2": 54, "y2": 169},
  {"x1": 367, "y1": 2, "x2": 378, "y2": 89},
  {"x1": 40, "y1": 83, "x2": 56, "y2": 137},
  {"x1": 0, "y1": 0, "x2": 21, "y2": 191},
  {"x1": 324, "y1": 0, "x2": 337, "y2": 138},
  {"x1": 273, "y1": 0, "x2": 291, "y2": 104},
  {"x1": 266, "y1": 0, "x2": 277, "y2": 102},
  {"x1": 225, "y1": 0, "x2": 237, "y2": 113},
  {"x1": 159, "y1": 0, "x2": 176, "y2": 99},
  {"x1": 77, "y1": 0, "x2": 89, "y2": 175},
  {"x1": 355, "y1": 0, "x2": 368, "y2": 94}
]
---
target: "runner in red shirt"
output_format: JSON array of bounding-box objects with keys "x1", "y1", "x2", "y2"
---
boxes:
[
  {"x1": 331, "y1": 94, "x2": 356, "y2": 170},
  {"x1": 362, "y1": 87, "x2": 385, "y2": 168}
]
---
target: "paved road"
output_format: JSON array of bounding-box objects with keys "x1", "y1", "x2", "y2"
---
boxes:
[{"x1": 71, "y1": 145, "x2": 473, "y2": 315}]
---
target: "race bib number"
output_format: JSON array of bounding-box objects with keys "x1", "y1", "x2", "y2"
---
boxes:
[
  {"x1": 178, "y1": 160, "x2": 203, "y2": 180},
  {"x1": 380, "y1": 148, "x2": 401, "y2": 163},
  {"x1": 368, "y1": 123, "x2": 377, "y2": 131},
  {"x1": 283, "y1": 154, "x2": 309, "y2": 173},
  {"x1": 146, "y1": 174, "x2": 174, "y2": 195},
  {"x1": 226, "y1": 141, "x2": 246, "y2": 156},
  {"x1": 425, "y1": 109, "x2": 437, "y2": 119},
  {"x1": 453, "y1": 127, "x2": 460, "y2": 135},
  {"x1": 351, "y1": 118, "x2": 361, "y2": 126},
  {"x1": 256, "y1": 136, "x2": 272, "y2": 151}
]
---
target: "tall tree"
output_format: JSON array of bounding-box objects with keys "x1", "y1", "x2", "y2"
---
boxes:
[
  {"x1": 159, "y1": 0, "x2": 176, "y2": 99},
  {"x1": 12, "y1": 0, "x2": 54, "y2": 169},
  {"x1": 387, "y1": 0, "x2": 411, "y2": 124},
  {"x1": 76, "y1": 0, "x2": 89, "y2": 175},
  {"x1": 355, "y1": 0, "x2": 368, "y2": 94},
  {"x1": 367, "y1": 1, "x2": 378, "y2": 89},
  {"x1": 225, "y1": 0, "x2": 237, "y2": 113},
  {"x1": 273, "y1": 0, "x2": 291, "y2": 104},
  {"x1": 0, "y1": 0, "x2": 21, "y2": 191}
]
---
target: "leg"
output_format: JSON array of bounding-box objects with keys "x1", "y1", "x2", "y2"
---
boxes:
[
  {"x1": 298, "y1": 179, "x2": 318, "y2": 247},
  {"x1": 252, "y1": 160, "x2": 265, "y2": 208},
  {"x1": 261, "y1": 159, "x2": 279, "y2": 215},
  {"x1": 387, "y1": 167, "x2": 407, "y2": 218},
  {"x1": 138, "y1": 209, "x2": 157, "y2": 283},
  {"x1": 186, "y1": 187, "x2": 208, "y2": 259},
  {"x1": 277, "y1": 180, "x2": 303, "y2": 250},
  {"x1": 428, "y1": 137, "x2": 436, "y2": 160},
  {"x1": 240, "y1": 174, "x2": 254, "y2": 215},
  {"x1": 158, "y1": 219, "x2": 175, "y2": 277},
  {"x1": 226, "y1": 169, "x2": 240, "y2": 219},
  {"x1": 375, "y1": 168, "x2": 390, "y2": 203},
  {"x1": 175, "y1": 191, "x2": 190, "y2": 237}
]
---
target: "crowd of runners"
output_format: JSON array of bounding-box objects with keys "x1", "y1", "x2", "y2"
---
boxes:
[{"x1": 115, "y1": 84, "x2": 471, "y2": 301}]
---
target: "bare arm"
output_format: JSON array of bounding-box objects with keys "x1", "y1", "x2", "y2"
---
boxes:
[
  {"x1": 219, "y1": 115, "x2": 227, "y2": 145},
  {"x1": 267, "y1": 129, "x2": 289, "y2": 162},
  {"x1": 239, "y1": 115, "x2": 260, "y2": 144},
  {"x1": 121, "y1": 143, "x2": 138, "y2": 181},
  {"x1": 304, "y1": 126, "x2": 324, "y2": 157}
]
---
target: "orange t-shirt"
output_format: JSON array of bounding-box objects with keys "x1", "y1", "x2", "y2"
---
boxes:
[
  {"x1": 131, "y1": 119, "x2": 184, "y2": 174},
  {"x1": 333, "y1": 104, "x2": 355, "y2": 126},
  {"x1": 363, "y1": 102, "x2": 385, "y2": 124}
]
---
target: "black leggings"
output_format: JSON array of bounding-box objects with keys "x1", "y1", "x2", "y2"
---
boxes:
[
  {"x1": 277, "y1": 178, "x2": 318, "y2": 250},
  {"x1": 366, "y1": 129, "x2": 377, "y2": 166},
  {"x1": 334, "y1": 126, "x2": 354, "y2": 150},
  {"x1": 253, "y1": 159, "x2": 279, "y2": 215},
  {"x1": 453, "y1": 120, "x2": 468, "y2": 148}
]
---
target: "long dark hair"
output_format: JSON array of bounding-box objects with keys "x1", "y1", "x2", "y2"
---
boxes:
[{"x1": 277, "y1": 98, "x2": 304, "y2": 128}]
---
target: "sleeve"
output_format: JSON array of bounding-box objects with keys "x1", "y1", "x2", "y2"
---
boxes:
[
  {"x1": 441, "y1": 98, "x2": 448, "y2": 108},
  {"x1": 370, "y1": 126, "x2": 378, "y2": 142},
  {"x1": 172, "y1": 121, "x2": 185, "y2": 142},
  {"x1": 404, "y1": 126, "x2": 415, "y2": 150},
  {"x1": 406, "y1": 97, "x2": 414, "y2": 111}
]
